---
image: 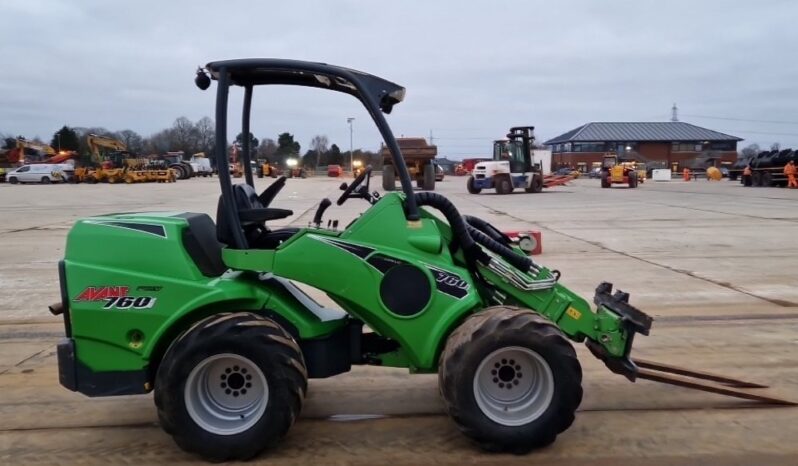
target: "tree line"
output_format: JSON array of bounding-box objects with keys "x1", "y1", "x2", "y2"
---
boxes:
[{"x1": 2, "y1": 117, "x2": 383, "y2": 168}]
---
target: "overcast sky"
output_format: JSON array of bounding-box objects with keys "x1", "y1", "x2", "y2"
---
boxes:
[{"x1": 3, "y1": 0, "x2": 798, "y2": 158}]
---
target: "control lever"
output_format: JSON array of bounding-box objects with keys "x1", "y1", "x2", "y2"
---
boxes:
[{"x1": 313, "y1": 198, "x2": 332, "y2": 227}]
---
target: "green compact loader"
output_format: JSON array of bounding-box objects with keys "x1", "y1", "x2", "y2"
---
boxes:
[{"x1": 52, "y1": 59, "x2": 794, "y2": 461}]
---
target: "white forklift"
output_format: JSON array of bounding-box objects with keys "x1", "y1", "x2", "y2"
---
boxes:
[{"x1": 467, "y1": 126, "x2": 551, "y2": 194}]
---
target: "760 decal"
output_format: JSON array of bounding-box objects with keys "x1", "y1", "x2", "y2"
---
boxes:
[
  {"x1": 103, "y1": 296, "x2": 156, "y2": 309},
  {"x1": 74, "y1": 285, "x2": 158, "y2": 310}
]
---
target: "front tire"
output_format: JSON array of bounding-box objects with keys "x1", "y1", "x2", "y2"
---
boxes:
[
  {"x1": 41, "y1": 176, "x2": 51, "y2": 184},
  {"x1": 155, "y1": 312, "x2": 307, "y2": 462},
  {"x1": 422, "y1": 162, "x2": 436, "y2": 190},
  {"x1": 495, "y1": 175, "x2": 513, "y2": 194},
  {"x1": 439, "y1": 307, "x2": 582, "y2": 452},
  {"x1": 9, "y1": 177, "x2": 18, "y2": 185},
  {"x1": 628, "y1": 171, "x2": 638, "y2": 188},
  {"x1": 467, "y1": 176, "x2": 481, "y2": 194},
  {"x1": 525, "y1": 173, "x2": 543, "y2": 193}
]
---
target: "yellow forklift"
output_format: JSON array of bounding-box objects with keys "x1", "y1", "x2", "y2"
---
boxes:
[{"x1": 600, "y1": 153, "x2": 639, "y2": 188}]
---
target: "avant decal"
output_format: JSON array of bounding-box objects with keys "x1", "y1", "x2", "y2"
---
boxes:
[{"x1": 74, "y1": 286, "x2": 157, "y2": 310}]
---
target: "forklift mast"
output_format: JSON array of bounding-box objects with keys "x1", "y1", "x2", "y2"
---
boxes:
[{"x1": 506, "y1": 126, "x2": 536, "y2": 172}]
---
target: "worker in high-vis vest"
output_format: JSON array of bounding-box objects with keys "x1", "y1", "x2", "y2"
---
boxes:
[{"x1": 785, "y1": 160, "x2": 797, "y2": 189}]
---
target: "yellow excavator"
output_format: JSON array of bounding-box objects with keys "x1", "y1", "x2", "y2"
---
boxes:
[
  {"x1": 72, "y1": 134, "x2": 124, "y2": 183},
  {"x1": 6, "y1": 139, "x2": 57, "y2": 164}
]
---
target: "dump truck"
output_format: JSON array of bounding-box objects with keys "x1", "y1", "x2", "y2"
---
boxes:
[
  {"x1": 743, "y1": 148, "x2": 798, "y2": 187},
  {"x1": 382, "y1": 137, "x2": 437, "y2": 191}
]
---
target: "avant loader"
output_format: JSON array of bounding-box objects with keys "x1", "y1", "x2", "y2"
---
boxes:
[{"x1": 52, "y1": 59, "x2": 794, "y2": 461}]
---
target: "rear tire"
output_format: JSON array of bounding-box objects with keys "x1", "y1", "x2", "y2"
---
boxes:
[
  {"x1": 495, "y1": 175, "x2": 513, "y2": 194},
  {"x1": 467, "y1": 176, "x2": 481, "y2": 194},
  {"x1": 439, "y1": 307, "x2": 582, "y2": 452},
  {"x1": 628, "y1": 171, "x2": 638, "y2": 188},
  {"x1": 752, "y1": 171, "x2": 762, "y2": 187},
  {"x1": 382, "y1": 165, "x2": 396, "y2": 191},
  {"x1": 762, "y1": 171, "x2": 772, "y2": 187},
  {"x1": 423, "y1": 162, "x2": 435, "y2": 190},
  {"x1": 525, "y1": 174, "x2": 543, "y2": 193},
  {"x1": 155, "y1": 312, "x2": 307, "y2": 462},
  {"x1": 41, "y1": 176, "x2": 51, "y2": 184}
]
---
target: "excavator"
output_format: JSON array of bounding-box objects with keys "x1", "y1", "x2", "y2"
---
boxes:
[
  {"x1": 5, "y1": 139, "x2": 57, "y2": 164},
  {"x1": 71, "y1": 134, "x2": 128, "y2": 183}
]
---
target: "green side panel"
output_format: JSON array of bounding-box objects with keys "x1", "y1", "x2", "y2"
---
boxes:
[
  {"x1": 64, "y1": 212, "x2": 344, "y2": 373},
  {"x1": 223, "y1": 249, "x2": 275, "y2": 271},
  {"x1": 267, "y1": 194, "x2": 483, "y2": 372}
]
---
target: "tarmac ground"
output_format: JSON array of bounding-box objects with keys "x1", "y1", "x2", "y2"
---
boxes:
[{"x1": 1, "y1": 174, "x2": 796, "y2": 465}]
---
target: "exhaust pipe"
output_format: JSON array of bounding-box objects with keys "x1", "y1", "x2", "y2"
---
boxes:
[{"x1": 49, "y1": 302, "x2": 64, "y2": 316}]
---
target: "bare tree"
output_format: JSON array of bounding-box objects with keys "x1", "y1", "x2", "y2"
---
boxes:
[
  {"x1": 195, "y1": 116, "x2": 215, "y2": 155},
  {"x1": 144, "y1": 128, "x2": 172, "y2": 154},
  {"x1": 118, "y1": 129, "x2": 144, "y2": 154},
  {"x1": 257, "y1": 138, "x2": 278, "y2": 160},
  {"x1": 770, "y1": 142, "x2": 781, "y2": 151},
  {"x1": 741, "y1": 143, "x2": 760, "y2": 158},
  {"x1": 170, "y1": 116, "x2": 198, "y2": 155},
  {"x1": 310, "y1": 134, "x2": 329, "y2": 167}
]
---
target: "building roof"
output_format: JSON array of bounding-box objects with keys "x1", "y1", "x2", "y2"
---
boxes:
[{"x1": 544, "y1": 122, "x2": 743, "y2": 145}]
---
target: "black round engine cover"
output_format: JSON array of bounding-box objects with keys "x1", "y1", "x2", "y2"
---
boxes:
[{"x1": 379, "y1": 264, "x2": 431, "y2": 317}]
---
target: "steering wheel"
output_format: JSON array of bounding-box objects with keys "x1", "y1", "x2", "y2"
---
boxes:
[{"x1": 337, "y1": 166, "x2": 372, "y2": 205}]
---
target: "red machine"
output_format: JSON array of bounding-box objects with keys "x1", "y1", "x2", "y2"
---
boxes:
[{"x1": 503, "y1": 230, "x2": 543, "y2": 255}]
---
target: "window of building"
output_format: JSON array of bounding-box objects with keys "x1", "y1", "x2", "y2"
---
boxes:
[
  {"x1": 572, "y1": 142, "x2": 605, "y2": 152},
  {"x1": 709, "y1": 141, "x2": 735, "y2": 151},
  {"x1": 671, "y1": 142, "x2": 702, "y2": 152}
]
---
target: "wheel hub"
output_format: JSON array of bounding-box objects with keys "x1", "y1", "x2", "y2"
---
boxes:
[
  {"x1": 185, "y1": 353, "x2": 269, "y2": 435},
  {"x1": 473, "y1": 346, "x2": 554, "y2": 426}
]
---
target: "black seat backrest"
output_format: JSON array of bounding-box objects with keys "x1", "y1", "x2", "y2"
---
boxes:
[
  {"x1": 217, "y1": 183, "x2": 261, "y2": 245},
  {"x1": 177, "y1": 213, "x2": 226, "y2": 277},
  {"x1": 216, "y1": 178, "x2": 294, "y2": 246}
]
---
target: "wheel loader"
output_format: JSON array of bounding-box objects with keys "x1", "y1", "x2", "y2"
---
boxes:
[
  {"x1": 53, "y1": 59, "x2": 793, "y2": 462},
  {"x1": 600, "y1": 153, "x2": 639, "y2": 188}
]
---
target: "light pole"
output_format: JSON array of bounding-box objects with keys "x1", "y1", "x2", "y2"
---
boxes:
[
  {"x1": 347, "y1": 117, "x2": 355, "y2": 172},
  {"x1": 56, "y1": 133, "x2": 61, "y2": 152}
]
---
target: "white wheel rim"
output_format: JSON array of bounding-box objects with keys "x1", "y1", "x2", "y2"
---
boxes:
[
  {"x1": 184, "y1": 353, "x2": 269, "y2": 435},
  {"x1": 473, "y1": 346, "x2": 554, "y2": 426}
]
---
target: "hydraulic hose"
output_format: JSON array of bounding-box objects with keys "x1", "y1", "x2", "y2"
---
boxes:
[
  {"x1": 414, "y1": 191, "x2": 481, "y2": 256},
  {"x1": 466, "y1": 225, "x2": 537, "y2": 273},
  {"x1": 463, "y1": 215, "x2": 511, "y2": 246},
  {"x1": 413, "y1": 192, "x2": 535, "y2": 273}
]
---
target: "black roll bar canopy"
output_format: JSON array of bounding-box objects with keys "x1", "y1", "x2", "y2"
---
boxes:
[{"x1": 199, "y1": 59, "x2": 419, "y2": 249}]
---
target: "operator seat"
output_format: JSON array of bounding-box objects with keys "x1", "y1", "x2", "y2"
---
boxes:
[{"x1": 216, "y1": 182, "x2": 299, "y2": 249}]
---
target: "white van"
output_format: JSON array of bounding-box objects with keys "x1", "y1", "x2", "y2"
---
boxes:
[{"x1": 7, "y1": 164, "x2": 73, "y2": 184}]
